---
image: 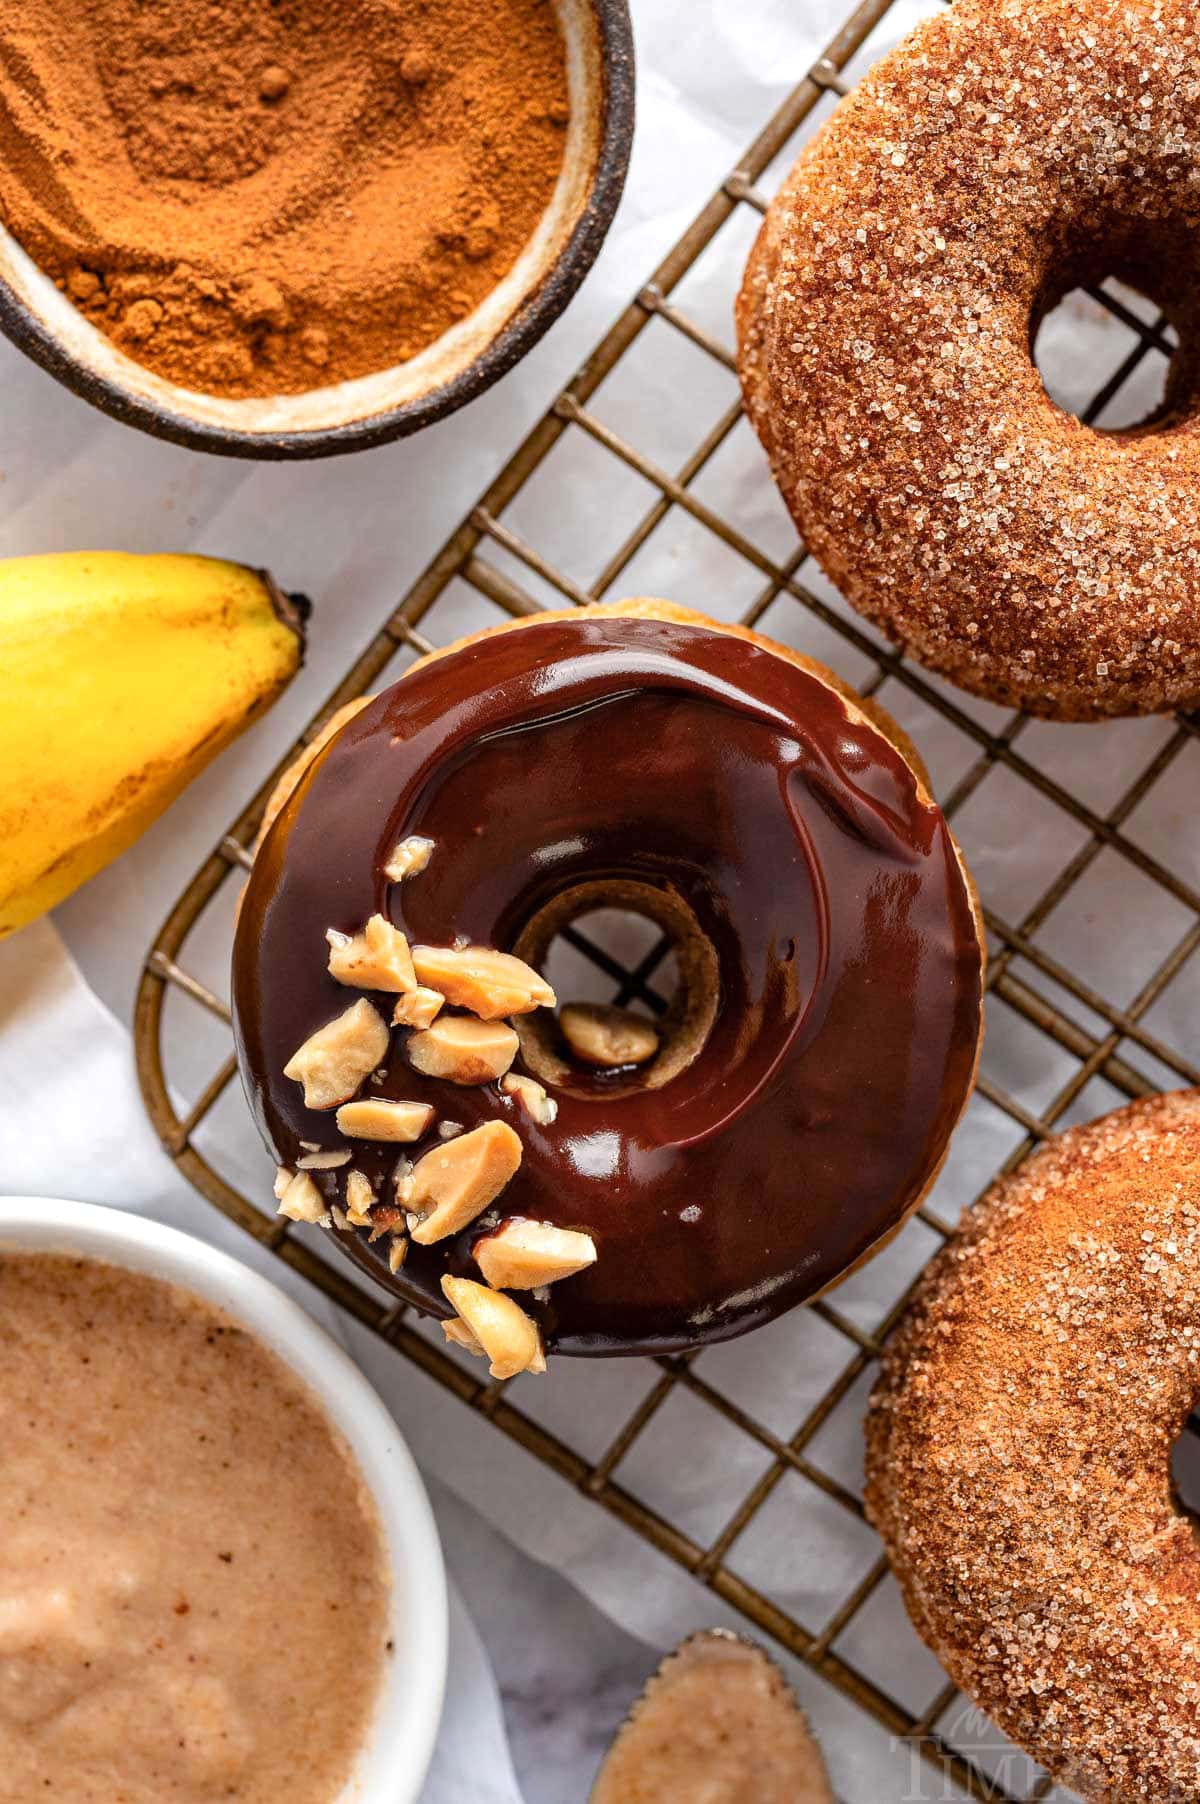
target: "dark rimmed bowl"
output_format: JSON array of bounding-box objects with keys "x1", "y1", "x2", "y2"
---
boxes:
[{"x1": 0, "y1": 0, "x2": 634, "y2": 460}]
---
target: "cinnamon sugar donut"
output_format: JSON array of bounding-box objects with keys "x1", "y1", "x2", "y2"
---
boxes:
[
  {"x1": 867, "y1": 1091, "x2": 1200, "y2": 1801},
  {"x1": 738, "y1": 0, "x2": 1200, "y2": 721},
  {"x1": 232, "y1": 600, "x2": 984, "y2": 1359}
]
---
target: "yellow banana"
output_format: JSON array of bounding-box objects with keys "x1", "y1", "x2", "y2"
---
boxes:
[{"x1": 0, "y1": 551, "x2": 306, "y2": 938}]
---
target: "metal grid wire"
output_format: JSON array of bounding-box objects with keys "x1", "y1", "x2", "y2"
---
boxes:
[{"x1": 133, "y1": 3, "x2": 1200, "y2": 1798}]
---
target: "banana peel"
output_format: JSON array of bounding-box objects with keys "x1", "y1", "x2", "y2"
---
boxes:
[{"x1": 0, "y1": 551, "x2": 306, "y2": 938}]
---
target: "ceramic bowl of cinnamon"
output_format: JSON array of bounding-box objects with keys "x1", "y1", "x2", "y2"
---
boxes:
[
  {"x1": 0, "y1": 1196, "x2": 447, "y2": 1804},
  {"x1": 0, "y1": 0, "x2": 634, "y2": 458}
]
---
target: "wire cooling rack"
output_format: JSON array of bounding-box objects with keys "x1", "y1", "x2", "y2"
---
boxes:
[{"x1": 135, "y1": 2, "x2": 1200, "y2": 1798}]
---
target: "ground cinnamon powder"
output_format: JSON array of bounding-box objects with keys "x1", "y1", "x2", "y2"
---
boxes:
[{"x1": 0, "y1": 0, "x2": 569, "y2": 397}]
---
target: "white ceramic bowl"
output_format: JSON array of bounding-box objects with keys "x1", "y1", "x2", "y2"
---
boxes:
[{"x1": 0, "y1": 1196, "x2": 447, "y2": 1804}]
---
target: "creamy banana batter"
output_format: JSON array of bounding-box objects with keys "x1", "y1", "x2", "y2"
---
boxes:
[{"x1": 0, "y1": 1252, "x2": 390, "y2": 1803}]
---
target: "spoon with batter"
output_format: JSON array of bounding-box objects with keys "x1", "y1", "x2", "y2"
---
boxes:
[{"x1": 590, "y1": 1629, "x2": 834, "y2": 1804}]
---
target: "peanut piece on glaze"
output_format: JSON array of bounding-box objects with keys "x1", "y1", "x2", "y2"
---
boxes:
[
  {"x1": 408, "y1": 1121, "x2": 522, "y2": 1245},
  {"x1": 560, "y1": 1001, "x2": 659, "y2": 1068},
  {"x1": 388, "y1": 1237, "x2": 408, "y2": 1274},
  {"x1": 276, "y1": 1170, "x2": 326, "y2": 1224},
  {"x1": 368, "y1": 1205, "x2": 406, "y2": 1241},
  {"x1": 408, "y1": 1017, "x2": 518, "y2": 1086},
  {"x1": 383, "y1": 836, "x2": 434, "y2": 882},
  {"x1": 411, "y1": 944, "x2": 555, "y2": 1020},
  {"x1": 336, "y1": 1098, "x2": 435, "y2": 1142},
  {"x1": 441, "y1": 1276, "x2": 545, "y2": 1379},
  {"x1": 475, "y1": 1219, "x2": 597, "y2": 1291},
  {"x1": 283, "y1": 999, "x2": 390, "y2": 1110},
  {"x1": 344, "y1": 1168, "x2": 375, "y2": 1226},
  {"x1": 393, "y1": 987, "x2": 444, "y2": 1030},
  {"x1": 327, "y1": 914, "x2": 416, "y2": 993},
  {"x1": 500, "y1": 1072, "x2": 559, "y2": 1125},
  {"x1": 442, "y1": 1316, "x2": 485, "y2": 1358},
  {"x1": 296, "y1": 1148, "x2": 352, "y2": 1170}
]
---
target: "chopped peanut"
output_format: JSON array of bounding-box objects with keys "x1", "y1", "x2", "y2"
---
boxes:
[
  {"x1": 344, "y1": 1168, "x2": 375, "y2": 1226},
  {"x1": 367, "y1": 1204, "x2": 405, "y2": 1241},
  {"x1": 411, "y1": 944, "x2": 555, "y2": 1020},
  {"x1": 327, "y1": 914, "x2": 416, "y2": 993},
  {"x1": 283, "y1": 999, "x2": 390, "y2": 1110},
  {"x1": 441, "y1": 1276, "x2": 545, "y2": 1379},
  {"x1": 383, "y1": 836, "x2": 434, "y2": 882},
  {"x1": 393, "y1": 986, "x2": 444, "y2": 1030},
  {"x1": 276, "y1": 1170, "x2": 326, "y2": 1225},
  {"x1": 475, "y1": 1218, "x2": 597, "y2": 1291},
  {"x1": 407, "y1": 1121, "x2": 522, "y2": 1245},
  {"x1": 408, "y1": 1017, "x2": 518, "y2": 1086},
  {"x1": 500, "y1": 1072, "x2": 559, "y2": 1125},
  {"x1": 560, "y1": 1001, "x2": 659, "y2": 1068},
  {"x1": 336, "y1": 1099, "x2": 435, "y2": 1142},
  {"x1": 296, "y1": 1148, "x2": 352, "y2": 1170},
  {"x1": 388, "y1": 1237, "x2": 408, "y2": 1274},
  {"x1": 441, "y1": 1315, "x2": 485, "y2": 1358}
]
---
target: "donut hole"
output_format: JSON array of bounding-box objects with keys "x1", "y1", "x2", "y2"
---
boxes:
[
  {"x1": 1032, "y1": 277, "x2": 1178, "y2": 433},
  {"x1": 539, "y1": 908, "x2": 680, "y2": 1014},
  {"x1": 511, "y1": 880, "x2": 718, "y2": 1098},
  {"x1": 1170, "y1": 1420, "x2": 1200, "y2": 1523}
]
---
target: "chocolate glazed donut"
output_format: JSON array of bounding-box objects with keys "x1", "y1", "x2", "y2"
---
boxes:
[{"x1": 232, "y1": 602, "x2": 984, "y2": 1357}]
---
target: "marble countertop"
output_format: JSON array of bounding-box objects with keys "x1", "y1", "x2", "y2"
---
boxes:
[{"x1": 438, "y1": 1483, "x2": 658, "y2": 1802}]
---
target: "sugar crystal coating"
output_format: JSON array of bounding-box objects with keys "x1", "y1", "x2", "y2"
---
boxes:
[
  {"x1": 738, "y1": 0, "x2": 1200, "y2": 720},
  {"x1": 867, "y1": 1090, "x2": 1200, "y2": 1800}
]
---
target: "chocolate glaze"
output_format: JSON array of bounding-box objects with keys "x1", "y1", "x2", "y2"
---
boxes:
[{"x1": 232, "y1": 615, "x2": 981, "y2": 1356}]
